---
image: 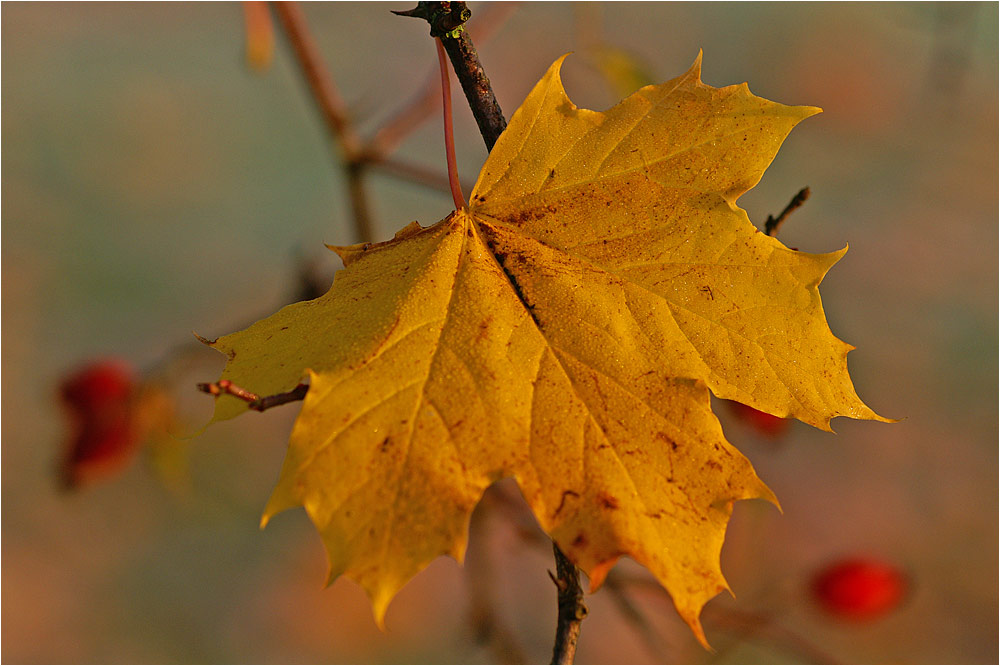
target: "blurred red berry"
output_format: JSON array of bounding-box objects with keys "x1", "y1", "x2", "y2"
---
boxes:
[
  {"x1": 58, "y1": 360, "x2": 140, "y2": 490},
  {"x1": 811, "y1": 558, "x2": 907, "y2": 621},
  {"x1": 727, "y1": 400, "x2": 790, "y2": 437}
]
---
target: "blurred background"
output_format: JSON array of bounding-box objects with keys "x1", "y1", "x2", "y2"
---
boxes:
[{"x1": 2, "y1": 2, "x2": 997, "y2": 663}]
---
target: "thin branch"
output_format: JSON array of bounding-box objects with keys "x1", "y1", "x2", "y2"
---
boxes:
[
  {"x1": 366, "y1": 86, "x2": 439, "y2": 160},
  {"x1": 764, "y1": 186, "x2": 810, "y2": 237},
  {"x1": 345, "y1": 164, "x2": 375, "y2": 243},
  {"x1": 370, "y1": 156, "x2": 457, "y2": 194},
  {"x1": 550, "y1": 543, "x2": 588, "y2": 664},
  {"x1": 197, "y1": 380, "x2": 308, "y2": 412},
  {"x1": 440, "y1": 25, "x2": 507, "y2": 151}
]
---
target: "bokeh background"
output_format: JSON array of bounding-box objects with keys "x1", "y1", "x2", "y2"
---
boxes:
[{"x1": 3, "y1": 2, "x2": 997, "y2": 663}]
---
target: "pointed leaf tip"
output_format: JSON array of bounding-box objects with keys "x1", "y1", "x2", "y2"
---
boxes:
[
  {"x1": 690, "y1": 49, "x2": 704, "y2": 79},
  {"x1": 193, "y1": 331, "x2": 217, "y2": 346}
]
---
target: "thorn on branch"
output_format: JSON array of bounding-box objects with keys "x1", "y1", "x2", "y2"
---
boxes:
[
  {"x1": 197, "y1": 380, "x2": 308, "y2": 412},
  {"x1": 392, "y1": 1, "x2": 470, "y2": 37},
  {"x1": 765, "y1": 186, "x2": 810, "y2": 237},
  {"x1": 547, "y1": 568, "x2": 567, "y2": 592}
]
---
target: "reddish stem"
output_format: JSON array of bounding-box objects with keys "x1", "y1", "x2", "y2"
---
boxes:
[{"x1": 436, "y1": 37, "x2": 466, "y2": 211}]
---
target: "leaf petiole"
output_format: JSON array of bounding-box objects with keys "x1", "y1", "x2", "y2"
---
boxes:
[{"x1": 436, "y1": 37, "x2": 466, "y2": 210}]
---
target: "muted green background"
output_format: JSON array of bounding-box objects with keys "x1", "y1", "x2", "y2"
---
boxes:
[{"x1": 3, "y1": 2, "x2": 997, "y2": 663}]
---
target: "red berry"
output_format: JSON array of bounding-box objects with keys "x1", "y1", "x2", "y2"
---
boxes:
[
  {"x1": 61, "y1": 361, "x2": 133, "y2": 409},
  {"x1": 58, "y1": 360, "x2": 139, "y2": 489},
  {"x1": 727, "y1": 400, "x2": 789, "y2": 437},
  {"x1": 811, "y1": 558, "x2": 907, "y2": 621}
]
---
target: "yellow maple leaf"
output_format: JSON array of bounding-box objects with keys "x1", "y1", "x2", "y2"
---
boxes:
[{"x1": 203, "y1": 54, "x2": 888, "y2": 646}]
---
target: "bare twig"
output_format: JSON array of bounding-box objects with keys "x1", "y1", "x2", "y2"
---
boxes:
[
  {"x1": 370, "y1": 157, "x2": 457, "y2": 194},
  {"x1": 764, "y1": 186, "x2": 810, "y2": 237},
  {"x1": 439, "y1": 26, "x2": 507, "y2": 151},
  {"x1": 197, "y1": 380, "x2": 308, "y2": 412},
  {"x1": 550, "y1": 543, "x2": 588, "y2": 664}
]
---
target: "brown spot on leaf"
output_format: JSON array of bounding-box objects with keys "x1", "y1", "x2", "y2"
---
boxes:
[
  {"x1": 597, "y1": 492, "x2": 619, "y2": 510},
  {"x1": 573, "y1": 533, "x2": 587, "y2": 548},
  {"x1": 476, "y1": 317, "x2": 494, "y2": 342},
  {"x1": 655, "y1": 432, "x2": 679, "y2": 451},
  {"x1": 554, "y1": 489, "x2": 580, "y2": 516},
  {"x1": 504, "y1": 204, "x2": 558, "y2": 227}
]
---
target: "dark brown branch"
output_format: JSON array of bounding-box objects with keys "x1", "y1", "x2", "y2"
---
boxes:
[
  {"x1": 197, "y1": 380, "x2": 308, "y2": 412},
  {"x1": 764, "y1": 186, "x2": 810, "y2": 237},
  {"x1": 550, "y1": 543, "x2": 588, "y2": 664},
  {"x1": 440, "y1": 27, "x2": 507, "y2": 151},
  {"x1": 393, "y1": 2, "x2": 507, "y2": 151}
]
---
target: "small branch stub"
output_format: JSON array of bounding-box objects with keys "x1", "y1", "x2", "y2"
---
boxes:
[
  {"x1": 765, "y1": 186, "x2": 810, "y2": 237},
  {"x1": 391, "y1": 1, "x2": 470, "y2": 37},
  {"x1": 197, "y1": 380, "x2": 308, "y2": 412}
]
